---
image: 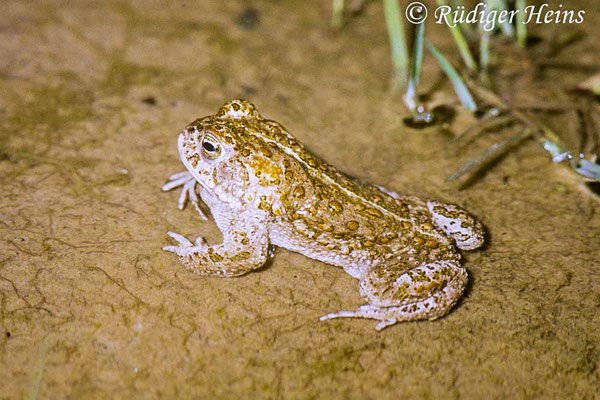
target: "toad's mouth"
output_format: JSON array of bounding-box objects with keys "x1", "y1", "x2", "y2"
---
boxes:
[{"x1": 177, "y1": 132, "x2": 216, "y2": 190}]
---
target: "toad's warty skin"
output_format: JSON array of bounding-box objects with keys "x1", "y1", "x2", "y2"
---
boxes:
[{"x1": 162, "y1": 100, "x2": 484, "y2": 330}]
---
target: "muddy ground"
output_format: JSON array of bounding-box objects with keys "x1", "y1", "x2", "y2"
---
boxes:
[{"x1": 1, "y1": 0, "x2": 599, "y2": 399}]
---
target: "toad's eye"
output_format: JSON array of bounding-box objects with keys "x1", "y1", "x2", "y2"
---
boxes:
[
  {"x1": 201, "y1": 135, "x2": 221, "y2": 159},
  {"x1": 202, "y1": 141, "x2": 216, "y2": 152}
]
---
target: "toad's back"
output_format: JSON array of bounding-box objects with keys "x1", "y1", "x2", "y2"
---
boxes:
[{"x1": 263, "y1": 136, "x2": 459, "y2": 278}]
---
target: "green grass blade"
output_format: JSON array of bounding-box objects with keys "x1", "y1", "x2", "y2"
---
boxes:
[
  {"x1": 28, "y1": 336, "x2": 50, "y2": 400},
  {"x1": 435, "y1": 0, "x2": 477, "y2": 71},
  {"x1": 543, "y1": 140, "x2": 600, "y2": 181},
  {"x1": 426, "y1": 40, "x2": 477, "y2": 111},
  {"x1": 479, "y1": 31, "x2": 490, "y2": 77},
  {"x1": 488, "y1": 0, "x2": 514, "y2": 37},
  {"x1": 573, "y1": 159, "x2": 600, "y2": 181},
  {"x1": 332, "y1": 0, "x2": 344, "y2": 28},
  {"x1": 405, "y1": 22, "x2": 425, "y2": 110},
  {"x1": 383, "y1": 0, "x2": 409, "y2": 90},
  {"x1": 515, "y1": 0, "x2": 527, "y2": 47}
]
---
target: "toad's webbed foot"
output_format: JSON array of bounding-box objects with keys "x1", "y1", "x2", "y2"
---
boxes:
[{"x1": 163, "y1": 231, "x2": 208, "y2": 256}]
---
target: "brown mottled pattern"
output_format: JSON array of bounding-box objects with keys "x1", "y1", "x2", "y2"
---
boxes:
[{"x1": 164, "y1": 100, "x2": 485, "y2": 330}]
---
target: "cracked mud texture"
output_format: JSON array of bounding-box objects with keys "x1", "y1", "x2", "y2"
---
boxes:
[{"x1": 1, "y1": 1, "x2": 599, "y2": 399}]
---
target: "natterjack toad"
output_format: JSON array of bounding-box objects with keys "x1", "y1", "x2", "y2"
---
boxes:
[{"x1": 162, "y1": 100, "x2": 484, "y2": 330}]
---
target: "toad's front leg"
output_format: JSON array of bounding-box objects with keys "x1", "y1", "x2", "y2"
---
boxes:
[
  {"x1": 163, "y1": 214, "x2": 269, "y2": 277},
  {"x1": 162, "y1": 171, "x2": 209, "y2": 220}
]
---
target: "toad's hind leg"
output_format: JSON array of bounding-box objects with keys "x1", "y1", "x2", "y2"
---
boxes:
[
  {"x1": 427, "y1": 201, "x2": 484, "y2": 251},
  {"x1": 320, "y1": 260, "x2": 467, "y2": 330},
  {"x1": 375, "y1": 185, "x2": 484, "y2": 251}
]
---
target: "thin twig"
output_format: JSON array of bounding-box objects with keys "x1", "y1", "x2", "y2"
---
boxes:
[
  {"x1": 452, "y1": 114, "x2": 514, "y2": 148},
  {"x1": 447, "y1": 130, "x2": 531, "y2": 183}
]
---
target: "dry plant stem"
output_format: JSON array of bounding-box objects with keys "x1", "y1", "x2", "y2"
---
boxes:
[
  {"x1": 444, "y1": 80, "x2": 551, "y2": 183},
  {"x1": 452, "y1": 114, "x2": 514, "y2": 148},
  {"x1": 447, "y1": 130, "x2": 531, "y2": 183},
  {"x1": 542, "y1": 29, "x2": 586, "y2": 58},
  {"x1": 466, "y1": 79, "x2": 554, "y2": 142},
  {"x1": 536, "y1": 60, "x2": 600, "y2": 72},
  {"x1": 583, "y1": 105, "x2": 600, "y2": 155},
  {"x1": 516, "y1": 104, "x2": 576, "y2": 113},
  {"x1": 466, "y1": 80, "x2": 600, "y2": 181}
]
